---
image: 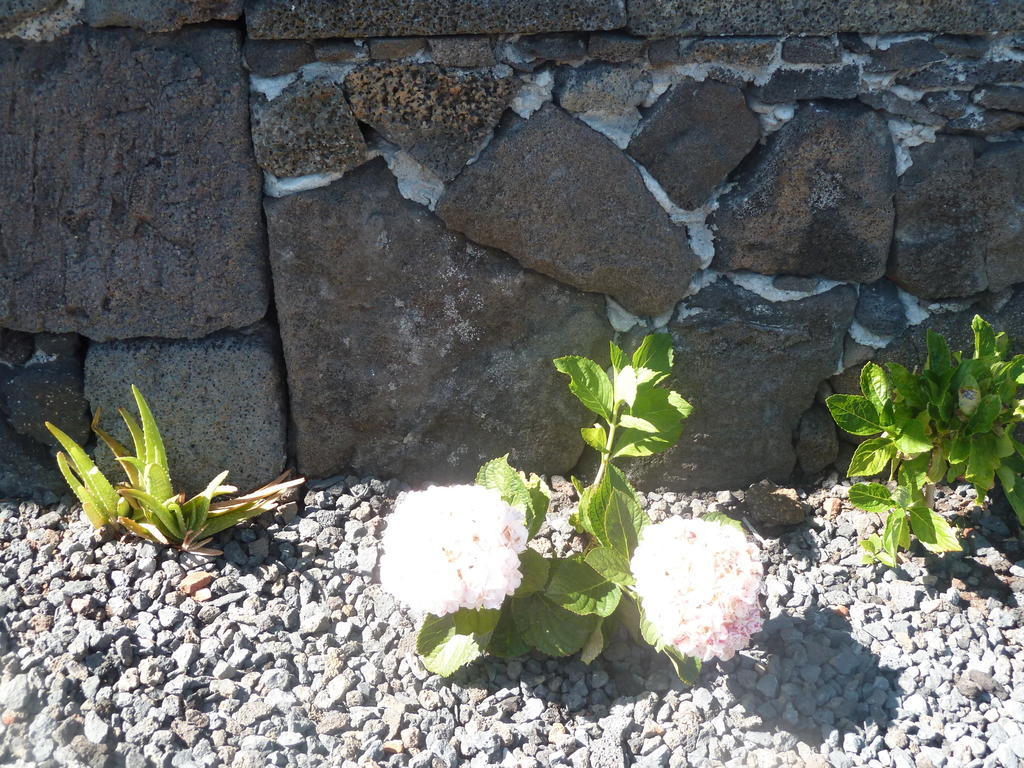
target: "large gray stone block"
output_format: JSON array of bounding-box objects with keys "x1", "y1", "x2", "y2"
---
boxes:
[
  {"x1": 0, "y1": 27, "x2": 267, "y2": 341},
  {"x1": 84, "y1": 0, "x2": 241, "y2": 31},
  {"x1": 628, "y1": 280, "x2": 856, "y2": 491},
  {"x1": 84, "y1": 327, "x2": 288, "y2": 496},
  {"x1": 0, "y1": 0, "x2": 60, "y2": 33},
  {"x1": 437, "y1": 105, "x2": 696, "y2": 317},
  {"x1": 264, "y1": 159, "x2": 611, "y2": 483},
  {"x1": 712, "y1": 103, "x2": 896, "y2": 284},
  {"x1": 628, "y1": 0, "x2": 1023, "y2": 36},
  {"x1": 246, "y1": 0, "x2": 626, "y2": 38},
  {"x1": 890, "y1": 137, "x2": 1024, "y2": 300}
]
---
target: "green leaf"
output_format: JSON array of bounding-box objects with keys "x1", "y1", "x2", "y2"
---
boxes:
[
  {"x1": 546, "y1": 559, "x2": 621, "y2": 617},
  {"x1": 512, "y1": 593, "x2": 598, "y2": 657},
  {"x1": 579, "y1": 620, "x2": 606, "y2": 665},
  {"x1": 1004, "y1": 482, "x2": 1024, "y2": 526},
  {"x1": 581, "y1": 424, "x2": 608, "y2": 452},
  {"x1": 515, "y1": 549, "x2": 550, "y2": 597},
  {"x1": 908, "y1": 505, "x2": 961, "y2": 553},
  {"x1": 131, "y1": 386, "x2": 169, "y2": 480},
  {"x1": 417, "y1": 609, "x2": 499, "y2": 676},
  {"x1": 966, "y1": 435, "x2": 1003, "y2": 500},
  {"x1": 553, "y1": 356, "x2": 615, "y2": 421},
  {"x1": 487, "y1": 606, "x2": 530, "y2": 659},
  {"x1": 584, "y1": 547, "x2": 636, "y2": 587},
  {"x1": 613, "y1": 389, "x2": 692, "y2": 458},
  {"x1": 926, "y1": 330, "x2": 952, "y2": 375},
  {"x1": 860, "y1": 362, "x2": 891, "y2": 414},
  {"x1": 967, "y1": 394, "x2": 1002, "y2": 435},
  {"x1": 861, "y1": 533, "x2": 896, "y2": 567},
  {"x1": 703, "y1": 510, "x2": 744, "y2": 533},
  {"x1": 848, "y1": 483, "x2": 896, "y2": 515},
  {"x1": 896, "y1": 454, "x2": 929, "y2": 506},
  {"x1": 579, "y1": 466, "x2": 648, "y2": 558},
  {"x1": 826, "y1": 394, "x2": 886, "y2": 436},
  {"x1": 476, "y1": 456, "x2": 545, "y2": 538},
  {"x1": 882, "y1": 509, "x2": 909, "y2": 562},
  {"x1": 972, "y1": 314, "x2": 997, "y2": 359},
  {"x1": 848, "y1": 437, "x2": 897, "y2": 477},
  {"x1": 632, "y1": 333, "x2": 674, "y2": 384},
  {"x1": 609, "y1": 341, "x2": 627, "y2": 372},
  {"x1": 887, "y1": 363, "x2": 925, "y2": 409},
  {"x1": 56, "y1": 452, "x2": 107, "y2": 528},
  {"x1": 614, "y1": 366, "x2": 639, "y2": 408},
  {"x1": 119, "y1": 488, "x2": 182, "y2": 540},
  {"x1": 46, "y1": 422, "x2": 119, "y2": 521},
  {"x1": 662, "y1": 647, "x2": 701, "y2": 685},
  {"x1": 893, "y1": 416, "x2": 933, "y2": 456}
]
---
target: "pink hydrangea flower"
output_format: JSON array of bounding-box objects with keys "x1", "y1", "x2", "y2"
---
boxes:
[
  {"x1": 631, "y1": 517, "x2": 763, "y2": 662},
  {"x1": 380, "y1": 485, "x2": 528, "y2": 616}
]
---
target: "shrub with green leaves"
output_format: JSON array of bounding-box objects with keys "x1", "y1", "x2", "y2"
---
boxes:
[
  {"x1": 383, "y1": 334, "x2": 760, "y2": 682},
  {"x1": 47, "y1": 385, "x2": 302, "y2": 556},
  {"x1": 827, "y1": 315, "x2": 1024, "y2": 567}
]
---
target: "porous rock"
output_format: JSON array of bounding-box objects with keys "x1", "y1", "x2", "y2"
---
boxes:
[
  {"x1": 781, "y1": 36, "x2": 840, "y2": 64},
  {"x1": 555, "y1": 62, "x2": 651, "y2": 114},
  {"x1": 858, "y1": 91, "x2": 946, "y2": 127},
  {"x1": 899, "y1": 59, "x2": 1024, "y2": 90},
  {"x1": 345, "y1": 63, "x2": 516, "y2": 181},
  {"x1": 368, "y1": 37, "x2": 426, "y2": 60},
  {"x1": 517, "y1": 33, "x2": 587, "y2": 62},
  {"x1": 864, "y1": 40, "x2": 945, "y2": 72},
  {"x1": 947, "y1": 109, "x2": 1024, "y2": 136},
  {"x1": 84, "y1": 326, "x2": 288, "y2": 495},
  {"x1": 437, "y1": 105, "x2": 696, "y2": 316},
  {"x1": 678, "y1": 36, "x2": 778, "y2": 69},
  {"x1": 628, "y1": 280, "x2": 856, "y2": 490},
  {"x1": 84, "y1": 0, "x2": 240, "y2": 31},
  {"x1": 587, "y1": 32, "x2": 646, "y2": 62},
  {"x1": 744, "y1": 480, "x2": 810, "y2": 526},
  {"x1": 757, "y1": 65, "x2": 859, "y2": 102},
  {"x1": 627, "y1": 78, "x2": 760, "y2": 210},
  {"x1": 250, "y1": 77, "x2": 368, "y2": 178},
  {"x1": 264, "y1": 159, "x2": 610, "y2": 482},
  {"x1": 246, "y1": 0, "x2": 626, "y2": 39},
  {"x1": 428, "y1": 36, "x2": 495, "y2": 68},
  {"x1": 627, "y1": 0, "x2": 1023, "y2": 36},
  {"x1": 855, "y1": 280, "x2": 908, "y2": 339},
  {"x1": 974, "y1": 85, "x2": 1024, "y2": 114},
  {"x1": 713, "y1": 102, "x2": 896, "y2": 284},
  {"x1": 795, "y1": 405, "x2": 839, "y2": 476},
  {"x1": 890, "y1": 137, "x2": 1024, "y2": 299},
  {"x1": 0, "y1": 27, "x2": 266, "y2": 341},
  {"x1": 243, "y1": 38, "x2": 314, "y2": 77}
]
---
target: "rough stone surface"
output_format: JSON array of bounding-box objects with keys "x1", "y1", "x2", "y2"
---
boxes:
[
  {"x1": 83, "y1": 0, "x2": 240, "y2": 31},
  {"x1": 346, "y1": 63, "x2": 516, "y2": 181},
  {"x1": 264, "y1": 159, "x2": 610, "y2": 482},
  {"x1": 0, "y1": 0, "x2": 59, "y2": 33},
  {"x1": 630, "y1": 281, "x2": 856, "y2": 490},
  {"x1": 243, "y1": 38, "x2": 314, "y2": 77},
  {"x1": 627, "y1": 78, "x2": 760, "y2": 210},
  {"x1": 627, "y1": 1, "x2": 1024, "y2": 36},
  {"x1": 974, "y1": 85, "x2": 1024, "y2": 114},
  {"x1": 855, "y1": 280, "x2": 908, "y2": 339},
  {"x1": 587, "y1": 32, "x2": 646, "y2": 62},
  {"x1": 368, "y1": 37, "x2": 426, "y2": 60},
  {"x1": 713, "y1": 102, "x2": 896, "y2": 284},
  {"x1": 781, "y1": 36, "x2": 841, "y2": 64},
  {"x1": 427, "y1": 36, "x2": 495, "y2": 68},
  {"x1": 0, "y1": 27, "x2": 267, "y2": 341},
  {"x1": 84, "y1": 326, "x2": 288, "y2": 495},
  {"x1": 678, "y1": 37, "x2": 777, "y2": 69},
  {"x1": 947, "y1": 109, "x2": 1024, "y2": 136},
  {"x1": 517, "y1": 33, "x2": 586, "y2": 62},
  {"x1": 251, "y1": 77, "x2": 368, "y2": 178},
  {"x1": 921, "y1": 90, "x2": 970, "y2": 119},
  {"x1": 312, "y1": 39, "x2": 363, "y2": 62},
  {"x1": 933, "y1": 34, "x2": 990, "y2": 59},
  {"x1": 743, "y1": 480, "x2": 810, "y2": 526},
  {"x1": 795, "y1": 404, "x2": 839, "y2": 476},
  {"x1": 899, "y1": 59, "x2": 1024, "y2": 89},
  {"x1": 758, "y1": 65, "x2": 860, "y2": 102},
  {"x1": 864, "y1": 40, "x2": 946, "y2": 72},
  {"x1": 438, "y1": 105, "x2": 696, "y2": 316},
  {"x1": 890, "y1": 137, "x2": 1024, "y2": 299},
  {"x1": 555, "y1": 62, "x2": 651, "y2": 113},
  {"x1": 858, "y1": 90, "x2": 946, "y2": 127},
  {"x1": 246, "y1": 0, "x2": 626, "y2": 38}
]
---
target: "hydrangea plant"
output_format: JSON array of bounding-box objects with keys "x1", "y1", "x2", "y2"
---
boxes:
[
  {"x1": 379, "y1": 334, "x2": 764, "y2": 681},
  {"x1": 827, "y1": 315, "x2": 1024, "y2": 567}
]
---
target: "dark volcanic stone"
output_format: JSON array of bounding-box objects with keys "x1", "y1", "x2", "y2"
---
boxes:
[
  {"x1": 368, "y1": 37, "x2": 427, "y2": 60},
  {"x1": 264, "y1": 159, "x2": 610, "y2": 482},
  {"x1": 838, "y1": 32, "x2": 871, "y2": 53},
  {"x1": 0, "y1": 420, "x2": 62, "y2": 499},
  {"x1": 899, "y1": 59, "x2": 1024, "y2": 89},
  {"x1": 627, "y1": 78, "x2": 760, "y2": 210},
  {"x1": 947, "y1": 109, "x2": 1024, "y2": 135},
  {"x1": 744, "y1": 480, "x2": 809, "y2": 526},
  {"x1": 0, "y1": 329, "x2": 33, "y2": 367},
  {"x1": 250, "y1": 77, "x2": 368, "y2": 178},
  {"x1": 518, "y1": 33, "x2": 587, "y2": 62},
  {"x1": 0, "y1": 0, "x2": 59, "y2": 33},
  {"x1": 795, "y1": 404, "x2": 839, "y2": 476},
  {"x1": 246, "y1": 0, "x2": 626, "y2": 38},
  {"x1": 758, "y1": 65, "x2": 859, "y2": 102},
  {"x1": 933, "y1": 34, "x2": 990, "y2": 59},
  {"x1": 428, "y1": 36, "x2": 496, "y2": 68},
  {"x1": 646, "y1": 37, "x2": 682, "y2": 64},
  {"x1": 243, "y1": 38, "x2": 314, "y2": 77},
  {"x1": 587, "y1": 32, "x2": 646, "y2": 62},
  {"x1": 628, "y1": 280, "x2": 856, "y2": 490},
  {"x1": 0, "y1": 27, "x2": 266, "y2": 341},
  {"x1": 713, "y1": 103, "x2": 897, "y2": 284},
  {"x1": 921, "y1": 90, "x2": 970, "y2": 119},
  {"x1": 974, "y1": 85, "x2": 1024, "y2": 114},
  {"x1": 855, "y1": 280, "x2": 908, "y2": 339},
  {"x1": 781, "y1": 36, "x2": 841, "y2": 64},
  {"x1": 864, "y1": 40, "x2": 945, "y2": 72},
  {"x1": 346, "y1": 63, "x2": 516, "y2": 181},
  {"x1": 857, "y1": 91, "x2": 946, "y2": 127},
  {"x1": 85, "y1": 326, "x2": 288, "y2": 495},
  {"x1": 678, "y1": 37, "x2": 778, "y2": 69},
  {"x1": 555, "y1": 62, "x2": 651, "y2": 113},
  {"x1": 627, "y1": 1, "x2": 1023, "y2": 36},
  {"x1": 890, "y1": 137, "x2": 1024, "y2": 299},
  {"x1": 437, "y1": 105, "x2": 697, "y2": 316},
  {"x1": 313, "y1": 39, "x2": 363, "y2": 62},
  {"x1": 84, "y1": 0, "x2": 240, "y2": 31}
]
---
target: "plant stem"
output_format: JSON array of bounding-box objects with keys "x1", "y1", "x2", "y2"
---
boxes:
[
  {"x1": 594, "y1": 404, "x2": 621, "y2": 487},
  {"x1": 925, "y1": 482, "x2": 936, "y2": 509}
]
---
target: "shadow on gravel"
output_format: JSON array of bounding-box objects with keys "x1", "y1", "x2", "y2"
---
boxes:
[{"x1": 722, "y1": 607, "x2": 900, "y2": 747}]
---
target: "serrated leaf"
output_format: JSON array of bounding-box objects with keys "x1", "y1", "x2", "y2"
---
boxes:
[
  {"x1": 476, "y1": 456, "x2": 544, "y2": 537},
  {"x1": 546, "y1": 559, "x2": 621, "y2": 617},
  {"x1": 512, "y1": 593, "x2": 598, "y2": 657},
  {"x1": 417, "y1": 609, "x2": 499, "y2": 676},
  {"x1": 632, "y1": 333, "x2": 674, "y2": 379},
  {"x1": 882, "y1": 509, "x2": 909, "y2": 562},
  {"x1": 581, "y1": 424, "x2": 608, "y2": 452},
  {"x1": 848, "y1": 437, "x2": 896, "y2": 478},
  {"x1": 609, "y1": 341, "x2": 627, "y2": 372},
  {"x1": 703, "y1": 510, "x2": 744, "y2": 533},
  {"x1": 515, "y1": 549, "x2": 550, "y2": 597},
  {"x1": 972, "y1": 314, "x2": 997, "y2": 359},
  {"x1": 894, "y1": 416, "x2": 933, "y2": 456},
  {"x1": 848, "y1": 483, "x2": 896, "y2": 515},
  {"x1": 554, "y1": 356, "x2": 615, "y2": 421},
  {"x1": 967, "y1": 394, "x2": 1002, "y2": 435},
  {"x1": 487, "y1": 606, "x2": 530, "y2": 659},
  {"x1": 826, "y1": 394, "x2": 886, "y2": 436},
  {"x1": 132, "y1": 386, "x2": 170, "y2": 480},
  {"x1": 887, "y1": 362, "x2": 925, "y2": 409},
  {"x1": 584, "y1": 547, "x2": 635, "y2": 587},
  {"x1": 926, "y1": 330, "x2": 952, "y2": 375},
  {"x1": 613, "y1": 389, "x2": 692, "y2": 458},
  {"x1": 614, "y1": 366, "x2": 639, "y2": 408},
  {"x1": 579, "y1": 466, "x2": 648, "y2": 558},
  {"x1": 908, "y1": 505, "x2": 961, "y2": 553},
  {"x1": 860, "y1": 362, "x2": 891, "y2": 413},
  {"x1": 580, "y1": 620, "x2": 606, "y2": 665}
]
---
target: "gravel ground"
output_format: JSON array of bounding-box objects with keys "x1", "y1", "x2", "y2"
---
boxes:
[{"x1": 0, "y1": 473, "x2": 1022, "y2": 768}]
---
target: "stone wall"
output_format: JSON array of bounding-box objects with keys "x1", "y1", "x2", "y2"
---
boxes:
[{"x1": 1, "y1": 0, "x2": 1023, "y2": 498}]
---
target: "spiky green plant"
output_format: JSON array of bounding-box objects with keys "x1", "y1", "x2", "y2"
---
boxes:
[{"x1": 46, "y1": 385, "x2": 302, "y2": 556}]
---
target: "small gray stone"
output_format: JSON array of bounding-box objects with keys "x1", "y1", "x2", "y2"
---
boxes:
[
  {"x1": 782, "y1": 36, "x2": 841, "y2": 64},
  {"x1": 83, "y1": 711, "x2": 109, "y2": 744},
  {"x1": 556, "y1": 62, "x2": 651, "y2": 113}
]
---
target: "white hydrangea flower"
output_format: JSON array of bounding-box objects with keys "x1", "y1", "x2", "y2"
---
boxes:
[
  {"x1": 379, "y1": 485, "x2": 528, "y2": 616},
  {"x1": 631, "y1": 517, "x2": 763, "y2": 662}
]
